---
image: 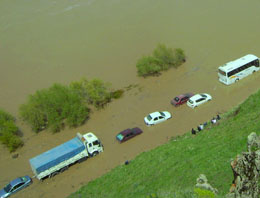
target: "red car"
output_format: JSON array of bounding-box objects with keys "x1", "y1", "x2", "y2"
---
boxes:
[
  {"x1": 171, "y1": 93, "x2": 194, "y2": 106},
  {"x1": 116, "y1": 127, "x2": 143, "y2": 143}
]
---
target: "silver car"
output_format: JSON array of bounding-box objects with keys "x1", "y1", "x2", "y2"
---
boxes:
[{"x1": 0, "y1": 176, "x2": 32, "y2": 198}]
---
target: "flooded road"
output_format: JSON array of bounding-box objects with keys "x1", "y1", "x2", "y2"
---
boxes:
[{"x1": 1, "y1": 0, "x2": 260, "y2": 197}]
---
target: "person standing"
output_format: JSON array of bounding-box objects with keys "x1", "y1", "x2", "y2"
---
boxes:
[
  {"x1": 199, "y1": 123, "x2": 204, "y2": 130},
  {"x1": 191, "y1": 128, "x2": 196, "y2": 135},
  {"x1": 211, "y1": 117, "x2": 217, "y2": 124}
]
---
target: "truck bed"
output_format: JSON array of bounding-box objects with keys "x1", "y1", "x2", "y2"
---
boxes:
[{"x1": 29, "y1": 137, "x2": 85, "y2": 175}]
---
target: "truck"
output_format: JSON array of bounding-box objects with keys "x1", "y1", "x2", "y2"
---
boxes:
[{"x1": 29, "y1": 132, "x2": 103, "y2": 180}]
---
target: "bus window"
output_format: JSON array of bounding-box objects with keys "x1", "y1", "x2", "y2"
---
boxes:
[
  {"x1": 228, "y1": 70, "x2": 236, "y2": 77},
  {"x1": 237, "y1": 66, "x2": 243, "y2": 72},
  {"x1": 228, "y1": 69, "x2": 237, "y2": 77}
]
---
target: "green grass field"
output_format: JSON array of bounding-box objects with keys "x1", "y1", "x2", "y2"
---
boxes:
[{"x1": 69, "y1": 89, "x2": 260, "y2": 198}]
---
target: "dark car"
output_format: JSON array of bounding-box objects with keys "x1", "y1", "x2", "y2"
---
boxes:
[
  {"x1": 0, "y1": 176, "x2": 32, "y2": 198},
  {"x1": 116, "y1": 127, "x2": 143, "y2": 143},
  {"x1": 171, "y1": 93, "x2": 194, "y2": 106}
]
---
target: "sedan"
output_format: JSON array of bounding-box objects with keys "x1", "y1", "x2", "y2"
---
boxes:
[
  {"x1": 116, "y1": 127, "x2": 143, "y2": 143},
  {"x1": 171, "y1": 93, "x2": 194, "y2": 106},
  {"x1": 187, "y1": 93, "x2": 212, "y2": 108},
  {"x1": 0, "y1": 176, "x2": 32, "y2": 198},
  {"x1": 144, "y1": 111, "x2": 172, "y2": 126}
]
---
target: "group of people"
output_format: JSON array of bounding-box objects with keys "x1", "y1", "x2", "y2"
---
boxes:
[{"x1": 191, "y1": 114, "x2": 221, "y2": 135}]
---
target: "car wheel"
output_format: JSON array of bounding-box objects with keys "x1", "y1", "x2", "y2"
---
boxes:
[
  {"x1": 253, "y1": 70, "x2": 256, "y2": 74},
  {"x1": 235, "y1": 78, "x2": 239, "y2": 82},
  {"x1": 91, "y1": 151, "x2": 99, "y2": 157}
]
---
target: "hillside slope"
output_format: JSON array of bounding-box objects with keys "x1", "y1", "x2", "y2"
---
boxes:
[{"x1": 69, "y1": 89, "x2": 260, "y2": 198}]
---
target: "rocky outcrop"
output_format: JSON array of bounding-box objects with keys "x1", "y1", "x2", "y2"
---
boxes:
[
  {"x1": 227, "y1": 132, "x2": 260, "y2": 198},
  {"x1": 195, "y1": 174, "x2": 218, "y2": 194}
]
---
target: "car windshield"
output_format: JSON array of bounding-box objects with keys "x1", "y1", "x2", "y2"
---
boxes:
[
  {"x1": 4, "y1": 184, "x2": 12, "y2": 192},
  {"x1": 147, "y1": 115, "x2": 152, "y2": 121},
  {"x1": 21, "y1": 177, "x2": 27, "y2": 182},
  {"x1": 116, "y1": 134, "x2": 124, "y2": 141},
  {"x1": 159, "y1": 112, "x2": 165, "y2": 117},
  {"x1": 218, "y1": 69, "x2": 226, "y2": 76},
  {"x1": 174, "y1": 97, "x2": 179, "y2": 102},
  {"x1": 200, "y1": 94, "x2": 207, "y2": 98},
  {"x1": 188, "y1": 99, "x2": 194, "y2": 104}
]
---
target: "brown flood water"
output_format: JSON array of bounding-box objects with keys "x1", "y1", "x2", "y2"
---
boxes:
[{"x1": 1, "y1": 0, "x2": 260, "y2": 197}]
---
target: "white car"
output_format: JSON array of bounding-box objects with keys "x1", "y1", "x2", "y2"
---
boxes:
[
  {"x1": 187, "y1": 93, "x2": 212, "y2": 108},
  {"x1": 144, "y1": 111, "x2": 172, "y2": 126}
]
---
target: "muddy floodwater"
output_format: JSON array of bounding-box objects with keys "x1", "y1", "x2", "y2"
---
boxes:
[{"x1": 1, "y1": 0, "x2": 260, "y2": 197}]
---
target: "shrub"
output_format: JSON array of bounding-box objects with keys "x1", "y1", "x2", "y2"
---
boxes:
[
  {"x1": 174, "y1": 48, "x2": 186, "y2": 67},
  {"x1": 111, "y1": 89, "x2": 124, "y2": 99},
  {"x1": 0, "y1": 109, "x2": 23, "y2": 152},
  {"x1": 69, "y1": 78, "x2": 89, "y2": 99},
  {"x1": 152, "y1": 44, "x2": 175, "y2": 70},
  {"x1": 0, "y1": 131, "x2": 23, "y2": 152},
  {"x1": 84, "y1": 79, "x2": 112, "y2": 108},
  {"x1": 19, "y1": 100, "x2": 47, "y2": 132},
  {"x1": 0, "y1": 109, "x2": 15, "y2": 122},
  {"x1": 70, "y1": 78, "x2": 112, "y2": 108},
  {"x1": 19, "y1": 83, "x2": 90, "y2": 133},
  {"x1": 136, "y1": 56, "x2": 161, "y2": 76},
  {"x1": 136, "y1": 44, "x2": 186, "y2": 77}
]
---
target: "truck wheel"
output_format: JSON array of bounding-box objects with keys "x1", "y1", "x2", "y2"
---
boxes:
[
  {"x1": 49, "y1": 171, "x2": 59, "y2": 178},
  {"x1": 91, "y1": 151, "x2": 99, "y2": 157},
  {"x1": 60, "y1": 166, "x2": 68, "y2": 172},
  {"x1": 78, "y1": 156, "x2": 88, "y2": 163}
]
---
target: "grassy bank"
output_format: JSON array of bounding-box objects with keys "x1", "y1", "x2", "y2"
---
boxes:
[{"x1": 69, "y1": 89, "x2": 260, "y2": 198}]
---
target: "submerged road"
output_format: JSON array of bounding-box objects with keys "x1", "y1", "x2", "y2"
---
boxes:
[{"x1": 1, "y1": 65, "x2": 260, "y2": 198}]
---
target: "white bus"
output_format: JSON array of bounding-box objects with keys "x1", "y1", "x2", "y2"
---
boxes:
[{"x1": 218, "y1": 54, "x2": 259, "y2": 85}]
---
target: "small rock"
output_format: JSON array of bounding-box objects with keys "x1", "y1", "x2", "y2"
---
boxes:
[
  {"x1": 247, "y1": 132, "x2": 260, "y2": 152},
  {"x1": 195, "y1": 174, "x2": 218, "y2": 194}
]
